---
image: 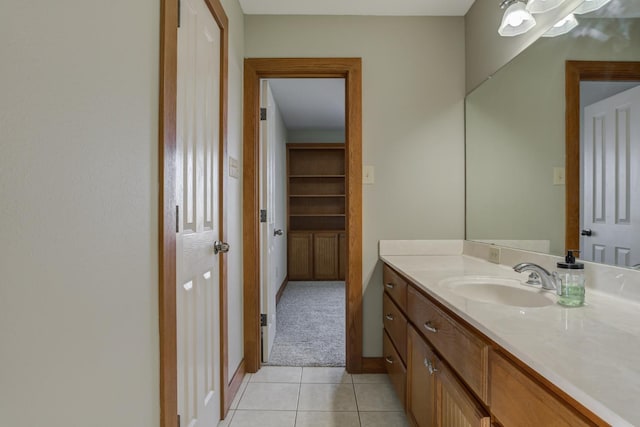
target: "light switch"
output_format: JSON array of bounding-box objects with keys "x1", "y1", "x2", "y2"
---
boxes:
[
  {"x1": 553, "y1": 167, "x2": 565, "y2": 185},
  {"x1": 363, "y1": 165, "x2": 374, "y2": 184}
]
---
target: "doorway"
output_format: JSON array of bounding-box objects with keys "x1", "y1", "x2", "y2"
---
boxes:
[
  {"x1": 242, "y1": 58, "x2": 363, "y2": 374},
  {"x1": 260, "y1": 78, "x2": 347, "y2": 367}
]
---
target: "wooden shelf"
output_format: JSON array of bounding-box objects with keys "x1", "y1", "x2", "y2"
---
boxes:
[{"x1": 290, "y1": 214, "x2": 345, "y2": 217}]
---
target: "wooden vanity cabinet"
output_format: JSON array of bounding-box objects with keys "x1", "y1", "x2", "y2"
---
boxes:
[
  {"x1": 382, "y1": 262, "x2": 604, "y2": 427},
  {"x1": 489, "y1": 351, "x2": 593, "y2": 427},
  {"x1": 407, "y1": 325, "x2": 490, "y2": 427}
]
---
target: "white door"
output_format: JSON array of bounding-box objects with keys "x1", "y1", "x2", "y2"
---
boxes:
[
  {"x1": 260, "y1": 81, "x2": 278, "y2": 362},
  {"x1": 176, "y1": 0, "x2": 223, "y2": 424},
  {"x1": 582, "y1": 85, "x2": 640, "y2": 267}
]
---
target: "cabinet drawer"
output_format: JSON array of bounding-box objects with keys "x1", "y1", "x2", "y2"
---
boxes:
[
  {"x1": 489, "y1": 351, "x2": 593, "y2": 427},
  {"x1": 383, "y1": 292, "x2": 407, "y2": 362},
  {"x1": 383, "y1": 264, "x2": 407, "y2": 310},
  {"x1": 383, "y1": 329, "x2": 406, "y2": 409},
  {"x1": 407, "y1": 285, "x2": 489, "y2": 403}
]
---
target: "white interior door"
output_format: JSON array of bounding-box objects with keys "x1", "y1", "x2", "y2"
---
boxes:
[
  {"x1": 260, "y1": 80, "x2": 277, "y2": 362},
  {"x1": 582, "y1": 84, "x2": 640, "y2": 267},
  {"x1": 176, "y1": 0, "x2": 222, "y2": 424}
]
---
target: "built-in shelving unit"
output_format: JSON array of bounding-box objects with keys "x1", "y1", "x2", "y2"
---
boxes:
[{"x1": 287, "y1": 144, "x2": 346, "y2": 280}]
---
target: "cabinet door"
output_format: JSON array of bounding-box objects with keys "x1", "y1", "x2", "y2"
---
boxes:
[
  {"x1": 407, "y1": 326, "x2": 437, "y2": 427},
  {"x1": 338, "y1": 232, "x2": 346, "y2": 280},
  {"x1": 313, "y1": 232, "x2": 339, "y2": 280},
  {"x1": 437, "y1": 359, "x2": 491, "y2": 427},
  {"x1": 288, "y1": 232, "x2": 313, "y2": 280}
]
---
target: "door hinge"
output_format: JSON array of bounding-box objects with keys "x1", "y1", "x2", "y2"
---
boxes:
[
  {"x1": 176, "y1": 205, "x2": 180, "y2": 233},
  {"x1": 177, "y1": 414, "x2": 181, "y2": 427},
  {"x1": 260, "y1": 107, "x2": 267, "y2": 121},
  {"x1": 260, "y1": 209, "x2": 267, "y2": 223},
  {"x1": 260, "y1": 313, "x2": 267, "y2": 327},
  {"x1": 177, "y1": 0, "x2": 181, "y2": 28}
]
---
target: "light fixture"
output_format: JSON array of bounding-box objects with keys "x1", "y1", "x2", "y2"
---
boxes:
[
  {"x1": 526, "y1": 0, "x2": 567, "y2": 14},
  {"x1": 542, "y1": 13, "x2": 579, "y2": 37},
  {"x1": 499, "y1": 0, "x2": 537, "y2": 37},
  {"x1": 573, "y1": 0, "x2": 611, "y2": 15}
]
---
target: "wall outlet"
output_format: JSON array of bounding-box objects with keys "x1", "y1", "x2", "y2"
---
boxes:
[{"x1": 488, "y1": 246, "x2": 501, "y2": 264}]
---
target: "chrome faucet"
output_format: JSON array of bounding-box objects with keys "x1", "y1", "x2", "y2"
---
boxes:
[{"x1": 513, "y1": 263, "x2": 557, "y2": 291}]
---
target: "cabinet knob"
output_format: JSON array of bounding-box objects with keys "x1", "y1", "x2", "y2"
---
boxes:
[
  {"x1": 423, "y1": 321, "x2": 438, "y2": 333},
  {"x1": 385, "y1": 314, "x2": 394, "y2": 321},
  {"x1": 385, "y1": 283, "x2": 395, "y2": 289},
  {"x1": 385, "y1": 356, "x2": 394, "y2": 365}
]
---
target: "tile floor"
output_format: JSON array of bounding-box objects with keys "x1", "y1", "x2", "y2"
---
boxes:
[{"x1": 218, "y1": 367, "x2": 408, "y2": 427}]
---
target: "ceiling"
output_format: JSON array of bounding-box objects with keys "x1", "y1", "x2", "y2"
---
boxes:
[
  {"x1": 239, "y1": 0, "x2": 476, "y2": 16},
  {"x1": 268, "y1": 79, "x2": 345, "y2": 130}
]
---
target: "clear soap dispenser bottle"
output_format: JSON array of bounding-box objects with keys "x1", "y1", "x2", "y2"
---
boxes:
[{"x1": 554, "y1": 250, "x2": 585, "y2": 307}]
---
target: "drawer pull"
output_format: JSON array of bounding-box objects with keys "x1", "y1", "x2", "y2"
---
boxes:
[
  {"x1": 423, "y1": 358, "x2": 438, "y2": 375},
  {"x1": 385, "y1": 283, "x2": 395, "y2": 289},
  {"x1": 423, "y1": 321, "x2": 438, "y2": 333},
  {"x1": 385, "y1": 356, "x2": 394, "y2": 364},
  {"x1": 385, "y1": 314, "x2": 394, "y2": 321}
]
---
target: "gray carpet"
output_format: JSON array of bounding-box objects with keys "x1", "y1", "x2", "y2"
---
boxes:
[{"x1": 266, "y1": 281, "x2": 345, "y2": 367}]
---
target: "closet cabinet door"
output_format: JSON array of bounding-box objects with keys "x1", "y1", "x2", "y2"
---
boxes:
[
  {"x1": 288, "y1": 232, "x2": 313, "y2": 280},
  {"x1": 313, "y1": 232, "x2": 339, "y2": 280},
  {"x1": 407, "y1": 326, "x2": 437, "y2": 427},
  {"x1": 338, "y1": 232, "x2": 346, "y2": 280}
]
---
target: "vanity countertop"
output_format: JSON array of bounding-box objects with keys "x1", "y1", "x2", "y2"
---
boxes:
[{"x1": 381, "y1": 254, "x2": 640, "y2": 427}]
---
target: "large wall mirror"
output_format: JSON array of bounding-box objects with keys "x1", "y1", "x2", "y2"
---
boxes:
[{"x1": 466, "y1": 0, "x2": 640, "y2": 268}]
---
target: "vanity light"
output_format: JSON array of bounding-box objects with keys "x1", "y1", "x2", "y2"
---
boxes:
[
  {"x1": 542, "y1": 13, "x2": 579, "y2": 37},
  {"x1": 499, "y1": 0, "x2": 537, "y2": 37},
  {"x1": 526, "y1": 0, "x2": 567, "y2": 14},
  {"x1": 573, "y1": 0, "x2": 611, "y2": 14}
]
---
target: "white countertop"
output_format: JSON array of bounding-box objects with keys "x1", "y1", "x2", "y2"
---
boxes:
[{"x1": 381, "y1": 254, "x2": 640, "y2": 427}]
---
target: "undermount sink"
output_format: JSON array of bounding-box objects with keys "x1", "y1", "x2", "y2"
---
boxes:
[{"x1": 439, "y1": 277, "x2": 555, "y2": 308}]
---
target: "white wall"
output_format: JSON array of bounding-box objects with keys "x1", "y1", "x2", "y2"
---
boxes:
[
  {"x1": 0, "y1": 0, "x2": 159, "y2": 425},
  {"x1": 245, "y1": 15, "x2": 466, "y2": 356},
  {"x1": 221, "y1": 0, "x2": 246, "y2": 384}
]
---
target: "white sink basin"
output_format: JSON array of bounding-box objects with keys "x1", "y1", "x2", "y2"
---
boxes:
[{"x1": 440, "y1": 277, "x2": 555, "y2": 308}]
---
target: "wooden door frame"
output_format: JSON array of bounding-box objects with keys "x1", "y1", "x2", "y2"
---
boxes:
[
  {"x1": 243, "y1": 58, "x2": 364, "y2": 373},
  {"x1": 565, "y1": 61, "x2": 640, "y2": 253},
  {"x1": 159, "y1": 0, "x2": 231, "y2": 426}
]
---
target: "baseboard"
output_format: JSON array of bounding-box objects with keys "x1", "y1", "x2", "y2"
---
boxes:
[
  {"x1": 275, "y1": 275, "x2": 289, "y2": 305},
  {"x1": 361, "y1": 357, "x2": 386, "y2": 374},
  {"x1": 223, "y1": 359, "x2": 245, "y2": 417}
]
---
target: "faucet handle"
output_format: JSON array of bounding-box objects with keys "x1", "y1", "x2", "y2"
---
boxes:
[{"x1": 525, "y1": 272, "x2": 541, "y2": 286}]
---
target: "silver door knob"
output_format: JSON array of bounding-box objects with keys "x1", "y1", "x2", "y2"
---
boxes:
[
  {"x1": 213, "y1": 241, "x2": 230, "y2": 254},
  {"x1": 274, "y1": 229, "x2": 283, "y2": 236}
]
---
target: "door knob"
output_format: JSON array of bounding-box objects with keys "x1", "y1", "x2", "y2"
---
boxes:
[
  {"x1": 213, "y1": 241, "x2": 230, "y2": 254},
  {"x1": 273, "y1": 229, "x2": 283, "y2": 236},
  {"x1": 581, "y1": 229, "x2": 593, "y2": 236}
]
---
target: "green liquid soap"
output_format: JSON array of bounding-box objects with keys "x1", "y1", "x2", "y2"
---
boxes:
[{"x1": 558, "y1": 284, "x2": 585, "y2": 307}]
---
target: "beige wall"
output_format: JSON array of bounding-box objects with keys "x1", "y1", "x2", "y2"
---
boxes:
[
  {"x1": 465, "y1": 0, "x2": 584, "y2": 92},
  {"x1": 0, "y1": 0, "x2": 159, "y2": 425},
  {"x1": 245, "y1": 15, "x2": 466, "y2": 356},
  {"x1": 0, "y1": 0, "x2": 246, "y2": 423}
]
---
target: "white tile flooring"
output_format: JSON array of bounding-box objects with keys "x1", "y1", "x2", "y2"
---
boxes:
[{"x1": 218, "y1": 367, "x2": 408, "y2": 427}]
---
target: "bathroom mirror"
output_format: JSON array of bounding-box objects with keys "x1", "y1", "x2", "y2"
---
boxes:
[{"x1": 465, "y1": 0, "x2": 640, "y2": 267}]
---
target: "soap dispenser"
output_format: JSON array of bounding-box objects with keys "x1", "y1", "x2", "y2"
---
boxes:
[{"x1": 553, "y1": 251, "x2": 585, "y2": 307}]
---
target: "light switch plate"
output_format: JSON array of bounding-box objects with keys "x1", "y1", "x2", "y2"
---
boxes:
[
  {"x1": 363, "y1": 165, "x2": 374, "y2": 184},
  {"x1": 553, "y1": 167, "x2": 565, "y2": 185},
  {"x1": 488, "y1": 246, "x2": 501, "y2": 264},
  {"x1": 229, "y1": 157, "x2": 240, "y2": 179}
]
